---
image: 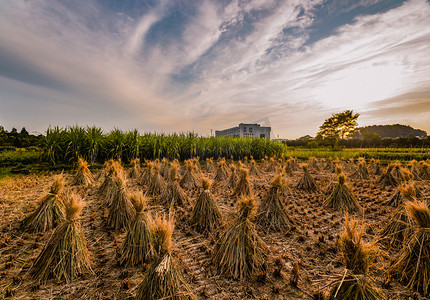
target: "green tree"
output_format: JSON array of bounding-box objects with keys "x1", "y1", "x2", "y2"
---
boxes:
[{"x1": 316, "y1": 110, "x2": 359, "y2": 147}]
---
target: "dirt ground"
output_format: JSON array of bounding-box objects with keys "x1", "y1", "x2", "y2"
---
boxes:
[{"x1": 0, "y1": 160, "x2": 429, "y2": 299}]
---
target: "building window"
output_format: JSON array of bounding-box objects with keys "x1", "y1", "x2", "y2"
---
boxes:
[{"x1": 243, "y1": 127, "x2": 247, "y2": 132}]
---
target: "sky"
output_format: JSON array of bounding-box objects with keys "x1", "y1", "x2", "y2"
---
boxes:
[{"x1": 0, "y1": 0, "x2": 429, "y2": 139}]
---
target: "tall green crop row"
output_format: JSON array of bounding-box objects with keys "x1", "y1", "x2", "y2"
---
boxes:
[{"x1": 42, "y1": 126, "x2": 287, "y2": 165}]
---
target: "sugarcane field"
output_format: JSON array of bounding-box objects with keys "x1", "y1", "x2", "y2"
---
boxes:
[{"x1": 1, "y1": 155, "x2": 429, "y2": 299}]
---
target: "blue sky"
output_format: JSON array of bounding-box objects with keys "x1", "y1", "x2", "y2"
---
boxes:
[{"x1": 1, "y1": 0, "x2": 429, "y2": 138}]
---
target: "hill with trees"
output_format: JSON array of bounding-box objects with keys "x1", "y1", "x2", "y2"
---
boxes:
[{"x1": 351, "y1": 124, "x2": 427, "y2": 139}]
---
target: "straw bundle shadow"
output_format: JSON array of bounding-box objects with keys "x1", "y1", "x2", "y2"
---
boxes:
[
  {"x1": 327, "y1": 214, "x2": 384, "y2": 300},
  {"x1": 107, "y1": 175, "x2": 134, "y2": 230},
  {"x1": 160, "y1": 164, "x2": 190, "y2": 208},
  {"x1": 128, "y1": 158, "x2": 141, "y2": 179},
  {"x1": 212, "y1": 197, "x2": 267, "y2": 279},
  {"x1": 227, "y1": 165, "x2": 238, "y2": 189},
  {"x1": 71, "y1": 158, "x2": 94, "y2": 187},
  {"x1": 256, "y1": 174, "x2": 291, "y2": 231},
  {"x1": 21, "y1": 175, "x2": 66, "y2": 233},
  {"x1": 191, "y1": 178, "x2": 222, "y2": 233},
  {"x1": 350, "y1": 161, "x2": 370, "y2": 180},
  {"x1": 389, "y1": 201, "x2": 430, "y2": 297},
  {"x1": 30, "y1": 193, "x2": 91, "y2": 284},
  {"x1": 136, "y1": 215, "x2": 196, "y2": 300},
  {"x1": 120, "y1": 192, "x2": 154, "y2": 266},
  {"x1": 232, "y1": 168, "x2": 252, "y2": 197},
  {"x1": 324, "y1": 173, "x2": 360, "y2": 213},
  {"x1": 180, "y1": 160, "x2": 199, "y2": 189},
  {"x1": 249, "y1": 160, "x2": 260, "y2": 176},
  {"x1": 149, "y1": 164, "x2": 167, "y2": 195},
  {"x1": 296, "y1": 164, "x2": 317, "y2": 191}
]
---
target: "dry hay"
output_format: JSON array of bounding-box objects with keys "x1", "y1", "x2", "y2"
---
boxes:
[
  {"x1": 136, "y1": 214, "x2": 196, "y2": 300},
  {"x1": 287, "y1": 157, "x2": 299, "y2": 171},
  {"x1": 190, "y1": 177, "x2": 222, "y2": 233},
  {"x1": 30, "y1": 193, "x2": 91, "y2": 284},
  {"x1": 140, "y1": 161, "x2": 154, "y2": 186},
  {"x1": 160, "y1": 158, "x2": 170, "y2": 180},
  {"x1": 350, "y1": 161, "x2": 370, "y2": 180},
  {"x1": 21, "y1": 175, "x2": 66, "y2": 233},
  {"x1": 71, "y1": 158, "x2": 94, "y2": 187},
  {"x1": 325, "y1": 165, "x2": 343, "y2": 195},
  {"x1": 180, "y1": 160, "x2": 199, "y2": 189},
  {"x1": 255, "y1": 174, "x2": 291, "y2": 231},
  {"x1": 387, "y1": 183, "x2": 416, "y2": 207},
  {"x1": 296, "y1": 164, "x2": 317, "y2": 192},
  {"x1": 324, "y1": 173, "x2": 360, "y2": 213},
  {"x1": 212, "y1": 197, "x2": 267, "y2": 279},
  {"x1": 308, "y1": 157, "x2": 321, "y2": 172},
  {"x1": 265, "y1": 157, "x2": 277, "y2": 173},
  {"x1": 379, "y1": 163, "x2": 401, "y2": 187},
  {"x1": 120, "y1": 192, "x2": 154, "y2": 266},
  {"x1": 249, "y1": 159, "x2": 261, "y2": 176},
  {"x1": 205, "y1": 157, "x2": 215, "y2": 173},
  {"x1": 389, "y1": 201, "x2": 430, "y2": 297},
  {"x1": 149, "y1": 164, "x2": 167, "y2": 195},
  {"x1": 370, "y1": 159, "x2": 382, "y2": 176},
  {"x1": 407, "y1": 160, "x2": 421, "y2": 180},
  {"x1": 327, "y1": 214, "x2": 385, "y2": 300},
  {"x1": 419, "y1": 162, "x2": 430, "y2": 180},
  {"x1": 232, "y1": 168, "x2": 252, "y2": 197},
  {"x1": 213, "y1": 160, "x2": 228, "y2": 182},
  {"x1": 98, "y1": 160, "x2": 122, "y2": 198},
  {"x1": 160, "y1": 163, "x2": 190, "y2": 208},
  {"x1": 107, "y1": 175, "x2": 135, "y2": 230},
  {"x1": 128, "y1": 158, "x2": 141, "y2": 179},
  {"x1": 227, "y1": 165, "x2": 238, "y2": 189}
]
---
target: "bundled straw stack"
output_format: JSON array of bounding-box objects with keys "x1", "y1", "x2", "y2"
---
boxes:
[
  {"x1": 136, "y1": 215, "x2": 196, "y2": 300},
  {"x1": 21, "y1": 175, "x2": 66, "y2": 233},
  {"x1": 327, "y1": 214, "x2": 384, "y2": 299},
  {"x1": 160, "y1": 163, "x2": 190, "y2": 208},
  {"x1": 214, "y1": 159, "x2": 228, "y2": 182},
  {"x1": 128, "y1": 158, "x2": 141, "y2": 179},
  {"x1": 249, "y1": 160, "x2": 260, "y2": 176},
  {"x1": 227, "y1": 165, "x2": 238, "y2": 189},
  {"x1": 212, "y1": 197, "x2": 267, "y2": 279},
  {"x1": 191, "y1": 178, "x2": 222, "y2": 233},
  {"x1": 232, "y1": 168, "x2": 252, "y2": 197},
  {"x1": 148, "y1": 163, "x2": 167, "y2": 195},
  {"x1": 389, "y1": 201, "x2": 430, "y2": 297},
  {"x1": 30, "y1": 194, "x2": 91, "y2": 283},
  {"x1": 350, "y1": 160, "x2": 369, "y2": 180},
  {"x1": 120, "y1": 192, "x2": 154, "y2": 266},
  {"x1": 71, "y1": 158, "x2": 94, "y2": 187},
  {"x1": 296, "y1": 164, "x2": 317, "y2": 191},
  {"x1": 180, "y1": 160, "x2": 199, "y2": 189},
  {"x1": 324, "y1": 173, "x2": 360, "y2": 213},
  {"x1": 107, "y1": 175, "x2": 134, "y2": 230}
]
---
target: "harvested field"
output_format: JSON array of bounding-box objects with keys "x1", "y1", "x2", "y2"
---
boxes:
[{"x1": 0, "y1": 158, "x2": 429, "y2": 299}]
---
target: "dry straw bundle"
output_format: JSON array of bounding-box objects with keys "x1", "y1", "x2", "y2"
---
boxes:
[
  {"x1": 419, "y1": 161, "x2": 430, "y2": 180},
  {"x1": 120, "y1": 192, "x2": 154, "y2": 266},
  {"x1": 191, "y1": 178, "x2": 222, "y2": 233},
  {"x1": 30, "y1": 193, "x2": 91, "y2": 283},
  {"x1": 350, "y1": 161, "x2": 370, "y2": 180},
  {"x1": 296, "y1": 164, "x2": 317, "y2": 191},
  {"x1": 308, "y1": 157, "x2": 321, "y2": 172},
  {"x1": 287, "y1": 157, "x2": 299, "y2": 171},
  {"x1": 160, "y1": 163, "x2": 190, "y2": 208},
  {"x1": 324, "y1": 173, "x2": 360, "y2": 213},
  {"x1": 212, "y1": 197, "x2": 267, "y2": 279},
  {"x1": 98, "y1": 160, "x2": 122, "y2": 198},
  {"x1": 379, "y1": 163, "x2": 401, "y2": 187},
  {"x1": 160, "y1": 158, "x2": 170, "y2": 180},
  {"x1": 140, "y1": 161, "x2": 154, "y2": 186},
  {"x1": 214, "y1": 159, "x2": 228, "y2": 182},
  {"x1": 149, "y1": 163, "x2": 167, "y2": 195},
  {"x1": 232, "y1": 168, "x2": 252, "y2": 197},
  {"x1": 21, "y1": 175, "x2": 66, "y2": 233},
  {"x1": 107, "y1": 175, "x2": 134, "y2": 230},
  {"x1": 71, "y1": 157, "x2": 94, "y2": 187},
  {"x1": 128, "y1": 158, "x2": 141, "y2": 179},
  {"x1": 265, "y1": 157, "x2": 277, "y2": 173},
  {"x1": 180, "y1": 160, "x2": 199, "y2": 189},
  {"x1": 136, "y1": 214, "x2": 196, "y2": 300},
  {"x1": 227, "y1": 165, "x2": 238, "y2": 189},
  {"x1": 256, "y1": 174, "x2": 291, "y2": 231},
  {"x1": 389, "y1": 201, "x2": 430, "y2": 297},
  {"x1": 249, "y1": 159, "x2": 260, "y2": 176},
  {"x1": 327, "y1": 214, "x2": 384, "y2": 300},
  {"x1": 387, "y1": 183, "x2": 416, "y2": 207},
  {"x1": 206, "y1": 157, "x2": 215, "y2": 173}
]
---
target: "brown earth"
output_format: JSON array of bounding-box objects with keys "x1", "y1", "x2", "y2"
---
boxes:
[{"x1": 0, "y1": 161, "x2": 428, "y2": 299}]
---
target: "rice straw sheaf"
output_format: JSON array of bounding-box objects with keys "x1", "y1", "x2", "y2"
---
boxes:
[
  {"x1": 160, "y1": 164, "x2": 190, "y2": 208},
  {"x1": 232, "y1": 168, "x2": 252, "y2": 197},
  {"x1": 287, "y1": 157, "x2": 299, "y2": 171},
  {"x1": 379, "y1": 163, "x2": 401, "y2": 187},
  {"x1": 350, "y1": 161, "x2": 370, "y2": 180},
  {"x1": 140, "y1": 161, "x2": 154, "y2": 186},
  {"x1": 30, "y1": 193, "x2": 91, "y2": 284},
  {"x1": 327, "y1": 214, "x2": 385, "y2": 300},
  {"x1": 148, "y1": 164, "x2": 167, "y2": 195},
  {"x1": 21, "y1": 175, "x2": 66, "y2": 233},
  {"x1": 265, "y1": 158, "x2": 277, "y2": 173},
  {"x1": 296, "y1": 164, "x2": 317, "y2": 191},
  {"x1": 191, "y1": 177, "x2": 222, "y2": 233},
  {"x1": 308, "y1": 157, "x2": 321, "y2": 172},
  {"x1": 249, "y1": 160, "x2": 260, "y2": 176},
  {"x1": 120, "y1": 192, "x2": 154, "y2": 266},
  {"x1": 324, "y1": 173, "x2": 360, "y2": 213},
  {"x1": 419, "y1": 162, "x2": 430, "y2": 180},
  {"x1": 136, "y1": 215, "x2": 196, "y2": 300},
  {"x1": 107, "y1": 175, "x2": 135, "y2": 230},
  {"x1": 386, "y1": 183, "x2": 416, "y2": 207},
  {"x1": 160, "y1": 158, "x2": 170, "y2": 180},
  {"x1": 255, "y1": 174, "x2": 291, "y2": 231},
  {"x1": 389, "y1": 201, "x2": 430, "y2": 297},
  {"x1": 214, "y1": 160, "x2": 228, "y2": 182},
  {"x1": 206, "y1": 158, "x2": 215, "y2": 173},
  {"x1": 71, "y1": 158, "x2": 94, "y2": 187},
  {"x1": 227, "y1": 165, "x2": 238, "y2": 189},
  {"x1": 180, "y1": 160, "x2": 199, "y2": 189},
  {"x1": 212, "y1": 197, "x2": 267, "y2": 279},
  {"x1": 325, "y1": 165, "x2": 343, "y2": 195},
  {"x1": 98, "y1": 160, "x2": 122, "y2": 198},
  {"x1": 128, "y1": 158, "x2": 141, "y2": 179}
]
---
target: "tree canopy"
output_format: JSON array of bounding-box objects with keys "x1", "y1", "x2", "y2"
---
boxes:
[{"x1": 316, "y1": 110, "x2": 359, "y2": 145}]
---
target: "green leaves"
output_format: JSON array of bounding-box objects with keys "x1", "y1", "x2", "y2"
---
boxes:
[{"x1": 317, "y1": 110, "x2": 360, "y2": 144}]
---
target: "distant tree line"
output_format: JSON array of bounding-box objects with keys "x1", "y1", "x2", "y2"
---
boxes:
[{"x1": 0, "y1": 126, "x2": 44, "y2": 149}]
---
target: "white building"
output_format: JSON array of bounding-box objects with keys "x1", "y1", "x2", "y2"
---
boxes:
[{"x1": 215, "y1": 123, "x2": 271, "y2": 138}]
